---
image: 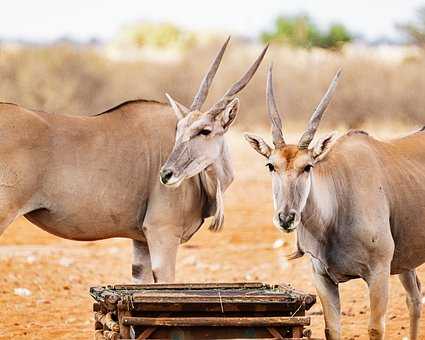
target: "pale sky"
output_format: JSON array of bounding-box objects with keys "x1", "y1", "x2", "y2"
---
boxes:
[{"x1": 0, "y1": 0, "x2": 423, "y2": 42}]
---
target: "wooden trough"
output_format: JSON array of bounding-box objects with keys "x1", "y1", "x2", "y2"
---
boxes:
[{"x1": 90, "y1": 282, "x2": 318, "y2": 340}]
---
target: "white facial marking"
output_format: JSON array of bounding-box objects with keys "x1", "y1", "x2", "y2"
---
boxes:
[
  {"x1": 310, "y1": 173, "x2": 335, "y2": 223},
  {"x1": 298, "y1": 172, "x2": 312, "y2": 217},
  {"x1": 272, "y1": 173, "x2": 285, "y2": 229}
]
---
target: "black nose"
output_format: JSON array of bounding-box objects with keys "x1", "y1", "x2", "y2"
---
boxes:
[
  {"x1": 160, "y1": 169, "x2": 173, "y2": 184},
  {"x1": 278, "y1": 211, "x2": 296, "y2": 230}
]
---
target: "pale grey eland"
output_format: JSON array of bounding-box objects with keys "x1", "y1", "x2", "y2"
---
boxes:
[
  {"x1": 0, "y1": 38, "x2": 267, "y2": 284},
  {"x1": 244, "y1": 65, "x2": 425, "y2": 340},
  {"x1": 160, "y1": 40, "x2": 268, "y2": 231}
]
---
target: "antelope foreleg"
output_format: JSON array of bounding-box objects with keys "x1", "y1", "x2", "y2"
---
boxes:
[
  {"x1": 143, "y1": 224, "x2": 180, "y2": 283},
  {"x1": 311, "y1": 258, "x2": 341, "y2": 340},
  {"x1": 366, "y1": 265, "x2": 390, "y2": 340}
]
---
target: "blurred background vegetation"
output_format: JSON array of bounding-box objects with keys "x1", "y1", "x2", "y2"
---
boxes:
[
  {"x1": 122, "y1": 22, "x2": 196, "y2": 49},
  {"x1": 1, "y1": 8, "x2": 425, "y2": 131},
  {"x1": 261, "y1": 15, "x2": 352, "y2": 50},
  {"x1": 397, "y1": 6, "x2": 425, "y2": 47}
]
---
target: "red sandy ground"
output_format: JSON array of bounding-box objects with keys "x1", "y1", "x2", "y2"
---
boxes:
[{"x1": 0, "y1": 132, "x2": 422, "y2": 339}]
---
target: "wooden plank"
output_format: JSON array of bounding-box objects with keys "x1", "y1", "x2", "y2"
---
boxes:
[
  {"x1": 267, "y1": 327, "x2": 285, "y2": 339},
  {"x1": 122, "y1": 316, "x2": 310, "y2": 327},
  {"x1": 117, "y1": 301, "x2": 131, "y2": 339},
  {"x1": 112, "y1": 282, "x2": 266, "y2": 290},
  {"x1": 131, "y1": 291, "x2": 294, "y2": 297},
  {"x1": 161, "y1": 338, "x2": 315, "y2": 340},
  {"x1": 136, "y1": 327, "x2": 156, "y2": 339},
  {"x1": 130, "y1": 302, "x2": 301, "y2": 313},
  {"x1": 131, "y1": 294, "x2": 310, "y2": 304},
  {"x1": 90, "y1": 283, "x2": 316, "y2": 311},
  {"x1": 94, "y1": 312, "x2": 120, "y2": 333}
]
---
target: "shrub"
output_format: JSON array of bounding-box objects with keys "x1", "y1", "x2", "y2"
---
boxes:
[{"x1": 261, "y1": 15, "x2": 352, "y2": 50}]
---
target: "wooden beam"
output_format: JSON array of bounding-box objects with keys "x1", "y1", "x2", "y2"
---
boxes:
[
  {"x1": 122, "y1": 316, "x2": 310, "y2": 327},
  {"x1": 112, "y1": 282, "x2": 266, "y2": 290},
  {"x1": 131, "y1": 295, "x2": 313, "y2": 305},
  {"x1": 136, "y1": 327, "x2": 157, "y2": 339}
]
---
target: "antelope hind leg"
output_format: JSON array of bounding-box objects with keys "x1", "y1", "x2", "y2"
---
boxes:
[
  {"x1": 399, "y1": 269, "x2": 422, "y2": 340},
  {"x1": 132, "y1": 240, "x2": 154, "y2": 283}
]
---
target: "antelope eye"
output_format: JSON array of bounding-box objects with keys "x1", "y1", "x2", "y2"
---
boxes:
[
  {"x1": 266, "y1": 163, "x2": 275, "y2": 172},
  {"x1": 199, "y1": 129, "x2": 211, "y2": 136},
  {"x1": 304, "y1": 164, "x2": 313, "y2": 172}
]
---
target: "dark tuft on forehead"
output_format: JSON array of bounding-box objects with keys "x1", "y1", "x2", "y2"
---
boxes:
[
  {"x1": 281, "y1": 145, "x2": 299, "y2": 160},
  {"x1": 273, "y1": 144, "x2": 310, "y2": 170},
  {"x1": 275, "y1": 145, "x2": 298, "y2": 166}
]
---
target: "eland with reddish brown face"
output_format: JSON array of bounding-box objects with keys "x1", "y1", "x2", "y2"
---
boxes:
[
  {"x1": 244, "y1": 65, "x2": 425, "y2": 340},
  {"x1": 0, "y1": 38, "x2": 267, "y2": 284}
]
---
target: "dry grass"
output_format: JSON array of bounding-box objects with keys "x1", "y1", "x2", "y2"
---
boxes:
[{"x1": 0, "y1": 42, "x2": 425, "y2": 132}]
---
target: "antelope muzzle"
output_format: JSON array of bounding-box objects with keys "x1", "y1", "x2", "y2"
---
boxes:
[{"x1": 276, "y1": 210, "x2": 297, "y2": 232}]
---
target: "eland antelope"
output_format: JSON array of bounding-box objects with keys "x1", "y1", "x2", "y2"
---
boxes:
[
  {"x1": 244, "y1": 65, "x2": 425, "y2": 340},
  {"x1": 0, "y1": 38, "x2": 267, "y2": 284},
  {"x1": 160, "y1": 41, "x2": 269, "y2": 232}
]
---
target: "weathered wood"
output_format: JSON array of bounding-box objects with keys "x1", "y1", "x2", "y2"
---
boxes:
[
  {"x1": 94, "y1": 329, "x2": 104, "y2": 340},
  {"x1": 292, "y1": 325, "x2": 303, "y2": 338},
  {"x1": 131, "y1": 294, "x2": 312, "y2": 305},
  {"x1": 129, "y1": 302, "x2": 304, "y2": 313},
  {"x1": 267, "y1": 327, "x2": 285, "y2": 339},
  {"x1": 94, "y1": 312, "x2": 119, "y2": 333},
  {"x1": 136, "y1": 327, "x2": 157, "y2": 339},
  {"x1": 122, "y1": 316, "x2": 310, "y2": 327},
  {"x1": 113, "y1": 282, "x2": 266, "y2": 290},
  {"x1": 90, "y1": 283, "x2": 315, "y2": 307},
  {"x1": 117, "y1": 301, "x2": 131, "y2": 339},
  {"x1": 103, "y1": 330, "x2": 119, "y2": 340},
  {"x1": 91, "y1": 282, "x2": 317, "y2": 339}
]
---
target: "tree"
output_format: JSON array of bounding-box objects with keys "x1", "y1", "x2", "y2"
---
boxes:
[
  {"x1": 261, "y1": 15, "x2": 352, "y2": 49},
  {"x1": 397, "y1": 6, "x2": 425, "y2": 47},
  {"x1": 320, "y1": 24, "x2": 352, "y2": 49}
]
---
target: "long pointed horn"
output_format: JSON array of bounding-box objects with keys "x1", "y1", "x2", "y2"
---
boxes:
[
  {"x1": 190, "y1": 36, "x2": 230, "y2": 111},
  {"x1": 267, "y1": 64, "x2": 285, "y2": 148},
  {"x1": 206, "y1": 44, "x2": 269, "y2": 117},
  {"x1": 298, "y1": 68, "x2": 342, "y2": 149}
]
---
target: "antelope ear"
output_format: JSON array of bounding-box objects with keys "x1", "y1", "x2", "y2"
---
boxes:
[
  {"x1": 243, "y1": 133, "x2": 272, "y2": 158},
  {"x1": 310, "y1": 132, "x2": 338, "y2": 161},
  {"x1": 220, "y1": 98, "x2": 239, "y2": 131},
  {"x1": 165, "y1": 93, "x2": 190, "y2": 121}
]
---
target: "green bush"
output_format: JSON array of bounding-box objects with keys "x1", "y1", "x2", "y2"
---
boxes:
[{"x1": 261, "y1": 15, "x2": 352, "y2": 49}]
